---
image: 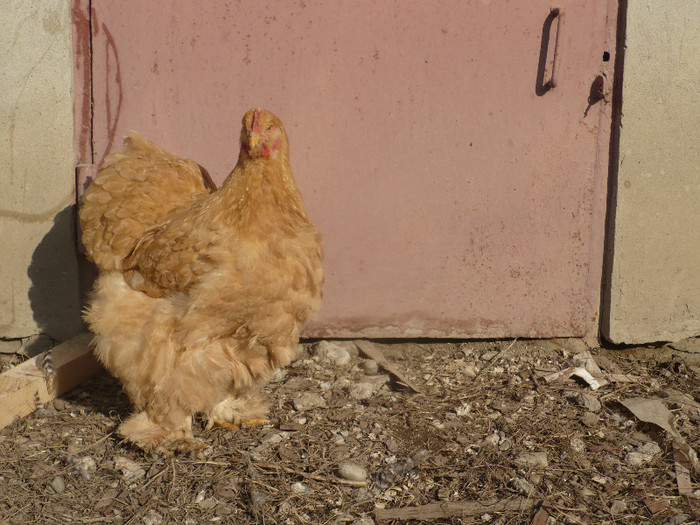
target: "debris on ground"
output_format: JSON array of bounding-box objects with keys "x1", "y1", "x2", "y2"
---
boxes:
[{"x1": 0, "y1": 339, "x2": 699, "y2": 524}]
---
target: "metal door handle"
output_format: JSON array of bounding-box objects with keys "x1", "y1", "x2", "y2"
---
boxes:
[
  {"x1": 536, "y1": 7, "x2": 563, "y2": 95},
  {"x1": 548, "y1": 8, "x2": 563, "y2": 89}
]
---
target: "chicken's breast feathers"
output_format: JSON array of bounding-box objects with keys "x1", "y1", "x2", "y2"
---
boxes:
[{"x1": 79, "y1": 131, "x2": 214, "y2": 272}]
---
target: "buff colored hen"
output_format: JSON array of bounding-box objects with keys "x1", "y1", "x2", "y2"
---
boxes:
[{"x1": 80, "y1": 109, "x2": 323, "y2": 453}]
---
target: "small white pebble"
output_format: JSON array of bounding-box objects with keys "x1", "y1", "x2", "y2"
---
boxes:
[
  {"x1": 462, "y1": 365, "x2": 478, "y2": 378},
  {"x1": 291, "y1": 392, "x2": 327, "y2": 411},
  {"x1": 75, "y1": 456, "x2": 96, "y2": 480},
  {"x1": 199, "y1": 497, "x2": 216, "y2": 510},
  {"x1": 482, "y1": 432, "x2": 500, "y2": 447},
  {"x1": 510, "y1": 476, "x2": 536, "y2": 496},
  {"x1": 570, "y1": 437, "x2": 586, "y2": 454},
  {"x1": 361, "y1": 359, "x2": 379, "y2": 375},
  {"x1": 338, "y1": 462, "x2": 367, "y2": 482},
  {"x1": 625, "y1": 451, "x2": 650, "y2": 468},
  {"x1": 637, "y1": 441, "x2": 662, "y2": 457},
  {"x1": 264, "y1": 432, "x2": 289, "y2": 445},
  {"x1": 498, "y1": 438, "x2": 514, "y2": 451},
  {"x1": 455, "y1": 403, "x2": 471, "y2": 417},
  {"x1": 291, "y1": 481, "x2": 310, "y2": 494},
  {"x1": 114, "y1": 456, "x2": 145, "y2": 481},
  {"x1": 610, "y1": 500, "x2": 627, "y2": 516},
  {"x1": 515, "y1": 452, "x2": 548, "y2": 468},
  {"x1": 348, "y1": 378, "x2": 388, "y2": 401},
  {"x1": 591, "y1": 474, "x2": 609, "y2": 485},
  {"x1": 315, "y1": 341, "x2": 352, "y2": 366},
  {"x1": 49, "y1": 476, "x2": 65, "y2": 494}
]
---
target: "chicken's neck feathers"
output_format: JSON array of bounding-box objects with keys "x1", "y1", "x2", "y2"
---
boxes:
[{"x1": 214, "y1": 153, "x2": 310, "y2": 236}]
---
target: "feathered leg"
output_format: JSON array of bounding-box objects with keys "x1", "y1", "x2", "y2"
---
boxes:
[
  {"x1": 205, "y1": 390, "x2": 268, "y2": 430},
  {"x1": 117, "y1": 412, "x2": 205, "y2": 454}
]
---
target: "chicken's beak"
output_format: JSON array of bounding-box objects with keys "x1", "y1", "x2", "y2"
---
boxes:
[{"x1": 249, "y1": 136, "x2": 260, "y2": 149}]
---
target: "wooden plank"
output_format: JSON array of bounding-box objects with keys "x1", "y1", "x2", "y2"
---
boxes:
[
  {"x1": 0, "y1": 333, "x2": 99, "y2": 430},
  {"x1": 374, "y1": 498, "x2": 537, "y2": 521}
]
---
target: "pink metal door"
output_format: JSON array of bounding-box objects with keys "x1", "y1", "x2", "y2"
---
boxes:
[{"x1": 74, "y1": 1, "x2": 617, "y2": 339}]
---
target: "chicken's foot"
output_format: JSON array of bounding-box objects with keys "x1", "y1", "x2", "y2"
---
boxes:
[
  {"x1": 207, "y1": 417, "x2": 268, "y2": 431},
  {"x1": 205, "y1": 393, "x2": 269, "y2": 430},
  {"x1": 118, "y1": 411, "x2": 205, "y2": 454}
]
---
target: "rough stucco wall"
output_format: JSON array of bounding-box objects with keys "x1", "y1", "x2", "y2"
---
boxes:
[
  {"x1": 605, "y1": 1, "x2": 700, "y2": 343},
  {"x1": 0, "y1": 0, "x2": 82, "y2": 341}
]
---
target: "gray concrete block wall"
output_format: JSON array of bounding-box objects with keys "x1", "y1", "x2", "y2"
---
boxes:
[
  {"x1": 0, "y1": 1, "x2": 82, "y2": 341},
  {"x1": 604, "y1": 1, "x2": 700, "y2": 343}
]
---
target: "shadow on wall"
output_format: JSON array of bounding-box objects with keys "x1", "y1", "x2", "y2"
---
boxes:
[{"x1": 27, "y1": 205, "x2": 85, "y2": 346}]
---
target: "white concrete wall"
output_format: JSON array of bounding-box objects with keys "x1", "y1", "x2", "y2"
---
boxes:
[
  {"x1": 0, "y1": 1, "x2": 82, "y2": 341},
  {"x1": 605, "y1": 1, "x2": 700, "y2": 343}
]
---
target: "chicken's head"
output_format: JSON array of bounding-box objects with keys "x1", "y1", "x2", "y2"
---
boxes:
[{"x1": 241, "y1": 108, "x2": 285, "y2": 159}]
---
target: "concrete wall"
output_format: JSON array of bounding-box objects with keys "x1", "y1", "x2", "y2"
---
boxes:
[
  {"x1": 604, "y1": 1, "x2": 700, "y2": 343},
  {"x1": 0, "y1": 0, "x2": 82, "y2": 342}
]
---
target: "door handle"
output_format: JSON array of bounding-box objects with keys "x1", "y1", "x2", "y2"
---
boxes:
[
  {"x1": 548, "y1": 8, "x2": 563, "y2": 89},
  {"x1": 548, "y1": 7, "x2": 564, "y2": 89},
  {"x1": 536, "y1": 7, "x2": 564, "y2": 96}
]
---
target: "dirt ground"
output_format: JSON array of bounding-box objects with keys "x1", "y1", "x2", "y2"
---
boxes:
[{"x1": 1, "y1": 338, "x2": 699, "y2": 525}]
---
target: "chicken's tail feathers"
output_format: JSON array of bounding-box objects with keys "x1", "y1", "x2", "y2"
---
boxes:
[{"x1": 122, "y1": 130, "x2": 168, "y2": 156}]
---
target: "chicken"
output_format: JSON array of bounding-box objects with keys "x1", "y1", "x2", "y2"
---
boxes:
[{"x1": 79, "y1": 108, "x2": 323, "y2": 453}]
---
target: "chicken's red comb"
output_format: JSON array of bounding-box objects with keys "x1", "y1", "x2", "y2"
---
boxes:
[{"x1": 251, "y1": 108, "x2": 260, "y2": 133}]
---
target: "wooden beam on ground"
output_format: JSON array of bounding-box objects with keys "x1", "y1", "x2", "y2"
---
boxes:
[
  {"x1": 374, "y1": 498, "x2": 537, "y2": 521},
  {"x1": 0, "y1": 332, "x2": 99, "y2": 430}
]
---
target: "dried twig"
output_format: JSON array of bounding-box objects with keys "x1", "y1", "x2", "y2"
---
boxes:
[
  {"x1": 167, "y1": 457, "x2": 176, "y2": 499},
  {"x1": 475, "y1": 338, "x2": 518, "y2": 378},
  {"x1": 77, "y1": 432, "x2": 115, "y2": 454},
  {"x1": 140, "y1": 466, "x2": 167, "y2": 490},
  {"x1": 246, "y1": 457, "x2": 266, "y2": 522},
  {"x1": 122, "y1": 506, "x2": 148, "y2": 525},
  {"x1": 237, "y1": 458, "x2": 367, "y2": 487},
  {"x1": 374, "y1": 498, "x2": 537, "y2": 521}
]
